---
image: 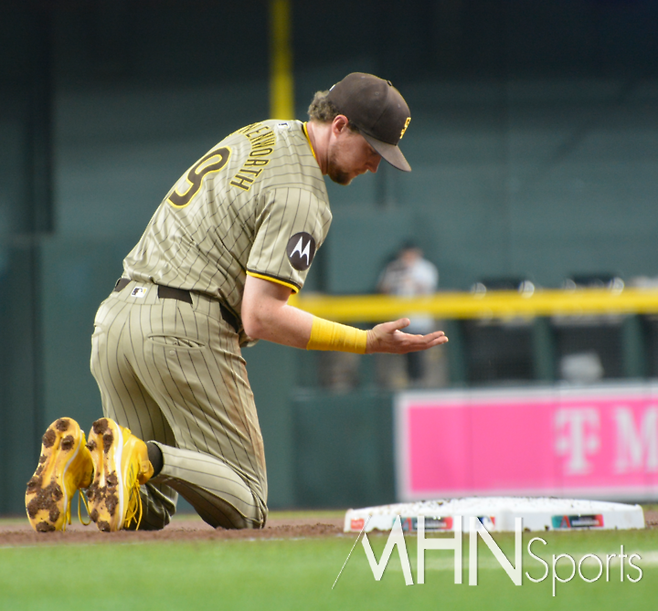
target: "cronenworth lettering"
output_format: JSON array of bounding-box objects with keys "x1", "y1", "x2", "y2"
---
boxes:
[
  {"x1": 358, "y1": 515, "x2": 643, "y2": 596},
  {"x1": 239, "y1": 124, "x2": 268, "y2": 137},
  {"x1": 231, "y1": 123, "x2": 276, "y2": 191}
]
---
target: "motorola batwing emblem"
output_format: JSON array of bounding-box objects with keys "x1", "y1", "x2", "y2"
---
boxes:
[{"x1": 286, "y1": 232, "x2": 316, "y2": 271}]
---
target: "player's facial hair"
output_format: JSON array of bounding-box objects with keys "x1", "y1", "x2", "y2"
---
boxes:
[{"x1": 327, "y1": 145, "x2": 353, "y2": 186}]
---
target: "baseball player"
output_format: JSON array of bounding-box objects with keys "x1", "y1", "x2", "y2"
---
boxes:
[{"x1": 25, "y1": 73, "x2": 448, "y2": 533}]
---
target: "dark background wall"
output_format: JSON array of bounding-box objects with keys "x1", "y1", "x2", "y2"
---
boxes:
[{"x1": 1, "y1": 0, "x2": 657, "y2": 515}]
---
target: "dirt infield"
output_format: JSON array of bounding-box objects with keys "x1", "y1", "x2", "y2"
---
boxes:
[
  {"x1": 2, "y1": 510, "x2": 655, "y2": 547},
  {"x1": 0, "y1": 514, "x2": 347, "y2": 546}
]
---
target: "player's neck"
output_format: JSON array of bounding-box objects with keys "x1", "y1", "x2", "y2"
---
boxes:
[{"x1": 305, "y1": 120, "x2": 329, "y2": 175}]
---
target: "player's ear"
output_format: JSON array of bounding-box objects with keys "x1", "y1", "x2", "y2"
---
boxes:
[{"x1": 332, "y1": 114, "x2": 350, "y2": 135}]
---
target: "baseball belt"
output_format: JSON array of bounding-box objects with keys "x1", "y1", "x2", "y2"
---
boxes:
[{"x1": 113, "y1": 278, "x2": 240, "y2": 334}]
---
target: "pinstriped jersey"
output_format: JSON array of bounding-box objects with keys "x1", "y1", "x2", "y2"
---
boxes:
[{"x1": 123, "y1": 119, "x2": 331, "y2": 322}]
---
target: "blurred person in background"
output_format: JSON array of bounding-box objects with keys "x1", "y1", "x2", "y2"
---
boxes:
[{"x1": 378, "y1": 241, "x2": 439, "y2": 385}]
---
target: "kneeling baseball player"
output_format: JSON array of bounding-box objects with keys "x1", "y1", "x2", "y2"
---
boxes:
[{"x1": 25, "y1": 73, "x2": 448, "y2": 532}]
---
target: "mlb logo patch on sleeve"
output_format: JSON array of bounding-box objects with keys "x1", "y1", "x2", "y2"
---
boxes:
[
  {"x1": 286, "y1": 232, "x2": 316, "y2": 271},
  {"x1": 130, "y1": 287, "x2": 148, "y2": 298}
]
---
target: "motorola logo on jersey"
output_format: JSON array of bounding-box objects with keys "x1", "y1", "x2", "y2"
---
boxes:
[{"x1": 286, "y1": 232, "x2": 316, "y2": 271}]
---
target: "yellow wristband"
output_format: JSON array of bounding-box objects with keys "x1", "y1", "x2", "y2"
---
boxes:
[{"x1": 306, "y1": 316, "x2": 368, "y2": 354}]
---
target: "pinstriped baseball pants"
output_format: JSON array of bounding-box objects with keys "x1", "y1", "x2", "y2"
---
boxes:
[{"x1": 90, "y1": 280, "x2": 268, "y2": 530}]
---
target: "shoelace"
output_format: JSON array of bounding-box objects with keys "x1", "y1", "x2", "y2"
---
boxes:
[
  {"x1": 78, "y1": 490, "x2": 91, "y2": 526},
  {"x1": 123, "y1": 478, "x2": 144, "y2": 530},
  {"x1": 62, "y1": 496, "x2": 73, "y2": 532},
  {"x1": 60, "y1": 489, "x2": 91, "y2": 532}
]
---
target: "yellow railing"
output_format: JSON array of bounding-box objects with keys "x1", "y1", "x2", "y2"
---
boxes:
[{"x1": 290, "y1": 288, "x2": 658, "y2": 322}]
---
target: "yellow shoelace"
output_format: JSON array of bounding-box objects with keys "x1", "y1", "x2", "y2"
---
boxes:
[
  {"x1": 62, "y1": 497, "x2": 72, "y2": 532},
  {"x1": 123, "y1": 479, "x2": 144, "y2": 530},
  {"x1": 78, "y1": 490, "x2": 91, "y2": 526},
  {"x1": 59, "y1": 489, "x2": 91, "y2": 532}
]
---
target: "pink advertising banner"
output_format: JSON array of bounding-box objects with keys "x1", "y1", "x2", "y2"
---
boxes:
[{"x1": 394, "y1": 385, "x2": 658, "y2": 501}]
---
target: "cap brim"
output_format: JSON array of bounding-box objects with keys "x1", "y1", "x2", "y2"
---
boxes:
[{"x1": 362, "y1": 133, "x2": 412, "y2": 172}]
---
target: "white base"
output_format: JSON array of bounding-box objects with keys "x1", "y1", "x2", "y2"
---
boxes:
[{"x1": 344, "y1": 496, "x2": 645, "y2": 533}]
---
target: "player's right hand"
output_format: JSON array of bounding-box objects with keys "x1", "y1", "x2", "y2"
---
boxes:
[{"x1": 365, "y1": 318, "x2": 448, "y2": 355}]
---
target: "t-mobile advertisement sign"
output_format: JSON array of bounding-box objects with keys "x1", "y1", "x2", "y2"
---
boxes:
[{"x1": 395, "y1": 385, "x2": 658, "y2": 501}]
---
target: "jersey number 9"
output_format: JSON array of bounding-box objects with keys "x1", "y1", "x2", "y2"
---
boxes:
[{"x1": 167, "y1": 146, "x2": 231, "y2": 208}]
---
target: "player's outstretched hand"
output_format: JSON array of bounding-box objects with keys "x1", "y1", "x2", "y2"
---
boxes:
[{"x1": 365, "y1": 318, "x2": 448, "y2": 355}]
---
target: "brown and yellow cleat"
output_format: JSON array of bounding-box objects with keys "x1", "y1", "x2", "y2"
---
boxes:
[
  {"x1": 25, "y1": 418, "x2": 94, "y2": 532},
  {"x1": 86, "y1": 418, "x2": 154, "y2": 532}
]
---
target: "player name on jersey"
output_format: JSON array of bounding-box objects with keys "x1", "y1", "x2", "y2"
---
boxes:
[{"x1": 230, "y1": 123, "x2": 276, "y2": 191}]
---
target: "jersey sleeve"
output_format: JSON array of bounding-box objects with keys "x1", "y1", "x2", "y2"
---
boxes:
[{"x1": 246, "y1": 187, "x2": 331, "y2": 293}]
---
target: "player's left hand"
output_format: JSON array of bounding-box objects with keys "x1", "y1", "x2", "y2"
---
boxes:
[{"x1": 365, "y1": 318, "x2": 448, "y2": 354}]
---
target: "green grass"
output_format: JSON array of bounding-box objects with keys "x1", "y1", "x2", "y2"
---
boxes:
[{"x1": 0, "y1": 515, "x2": 656, "y2": 611}]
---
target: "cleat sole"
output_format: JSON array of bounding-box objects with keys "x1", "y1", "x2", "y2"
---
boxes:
[
  {"x1": 86, "y1": 418, "x2": 153, "y2": 532},
  {"x1": 87, "y1": 418, "x2": 124, "y2": 532},
  {"x1": 25, "y1": 418, "x2": 92, "y2": 532}
]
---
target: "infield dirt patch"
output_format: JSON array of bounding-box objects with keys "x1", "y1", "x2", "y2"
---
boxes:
[
  {"x1": 0, "y1": 514, "x2": 346, "y2": 547},
  {"x1": 2, "y1": 510, "x2": 655, "y2": 547}
]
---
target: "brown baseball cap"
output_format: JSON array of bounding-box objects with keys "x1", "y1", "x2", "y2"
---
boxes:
[{"x1": 327, "y1": 73, "x2": 412, "y2": 172}]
